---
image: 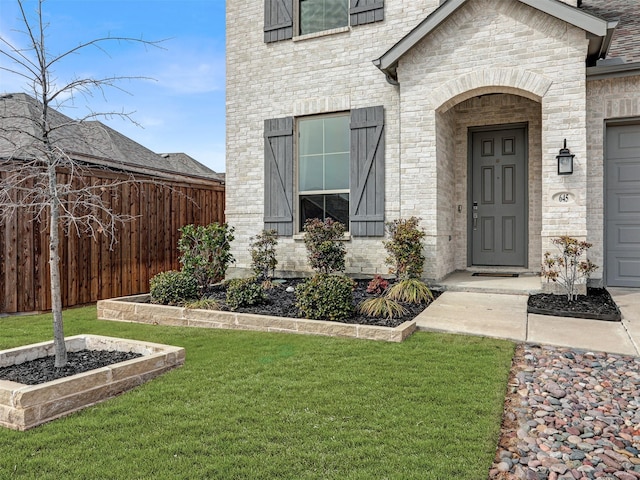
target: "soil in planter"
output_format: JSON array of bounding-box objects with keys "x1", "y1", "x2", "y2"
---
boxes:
[
  {"x1": 527, "y1": 288, "x2": 621, "y2": 321},
  {"x1": 0, "y1": 350, "x2": 142, "y2": 386},
  {"x1": 203, "y1": 279, "x2": 440, "y2": 328}
]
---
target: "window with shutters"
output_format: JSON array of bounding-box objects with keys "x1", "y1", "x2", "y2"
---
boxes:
[
  {"x1": 298, "y1": 114, "x2": 350, "y2": 230},
  {"x1": 264, "y1": 106, "x2": 384, "y2": 237},
  {"x1": 264, "y1": 0, "x2": 384, "y2": 43},
  {"x1": 300, "y1": 0, "x2": 349, "y2": 35}
]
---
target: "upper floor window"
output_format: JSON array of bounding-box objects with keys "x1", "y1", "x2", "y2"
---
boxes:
[
  {"x1": 264, "y1": 0, "x2": 384, "y2": 44},
  {"x1": 299, "y1": 0, "x2": 349, "y2": 36}
]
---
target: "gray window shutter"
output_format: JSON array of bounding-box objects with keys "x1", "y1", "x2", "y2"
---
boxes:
[
  {"x1": 350, "y1": 106, "x2": 384, "y2": 237},
  {"x1": 264, "y1": 117, "x2": 294, "y2": 236},
  {"x1": 349, "y1": 0, "x2": 384, "y2": 26},
  {"x1": 264, "y1": 0, "x2": 293, "y2": 43}
]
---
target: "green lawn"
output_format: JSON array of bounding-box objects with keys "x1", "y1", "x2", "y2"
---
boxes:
[{"x1": 0, "y1": 307, "x2": 514, "y2": 479}]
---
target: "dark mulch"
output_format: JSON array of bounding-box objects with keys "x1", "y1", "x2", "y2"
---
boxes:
[
  {"x1": 205, "y1": 279, "x2": 439, "y2": 328},
  {"x1": 0, "y1": 350, "x2": 142, "y2": 386},
  {"x1": 527, "y1": 287, "x2": 621, "y2": 321}
]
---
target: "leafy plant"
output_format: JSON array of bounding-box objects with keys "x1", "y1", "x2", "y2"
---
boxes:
[
  {"x1": 366, "y1": 275, "x2": 389, "y2": 295},
  {"x1": 541, "y1": 235, "x2": 598, "y2": 302},
  {"x1": 383, "y1": 217, "x2": 426, "y2": 280},
  {"x1": 178, "y1": 222, "x2": 235, "y2": 293},
  {"x1": 249, "y1": 229, "x2": 279, "y2": 281},
  {"x1": 302, "y1": 218, "x2": 346, "y2": 274},
  {"x1": 386, "y1": 278, "x2": 434, "y2": 305},
  {"x1": 225, "y1": 277, "x2": 267, "y2": 310},
  {"x1": 150, "y1": 270, "x2": 199, "y2": 306},
  {"x1": 295, "y1": 274, "x2": 355, "y2": 321},
  {"x1": 358, "y1": 297, "x2": 407, "y2": 320}
]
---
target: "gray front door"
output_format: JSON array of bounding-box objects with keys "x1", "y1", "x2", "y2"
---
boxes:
[
  {"x1": 471, "y1": 127, "x2": 526, "y2": 266},
  {"x1": 606, "y1": 123, "x2": 640, "y2": 287}
]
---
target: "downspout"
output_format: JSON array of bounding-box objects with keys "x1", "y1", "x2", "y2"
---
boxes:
[
  {"x1": 372, "y1": 58, "x2": 401, "y2": 215},
  {"x1": 397, "y1": 76, "x2": 401, "y2": 219},
  {"x1": 599, "y1": 20, "x2": 619, "y2": 60}
]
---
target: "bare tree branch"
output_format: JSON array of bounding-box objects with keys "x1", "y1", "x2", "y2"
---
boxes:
[{"x1": 0, "y1": 0, "x2": 169, "y2": 368}]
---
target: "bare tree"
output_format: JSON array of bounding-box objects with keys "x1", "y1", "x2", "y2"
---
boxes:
[{"x1": 0, "y1": 0, "x2": 163, "y2": 367}]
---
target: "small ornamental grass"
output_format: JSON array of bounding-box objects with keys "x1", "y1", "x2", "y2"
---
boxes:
[
  {"x1": 358, "y1": 296, "x2": 407, "y2": 320},
  {"x1": 183, "y1": 298, "x2": 220, "y2": 310},
  {"x1": 387, "y1": 278, "x2": 434, "y2": 305}
]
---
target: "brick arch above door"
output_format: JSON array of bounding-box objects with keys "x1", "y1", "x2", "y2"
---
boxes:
[{"x1": 432, "y1": 68, "x2": 552, "y2": 114}]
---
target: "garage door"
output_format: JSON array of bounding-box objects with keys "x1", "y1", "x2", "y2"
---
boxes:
[{"x1": 606, "y1": 123, "x2": 640, "y2": 287}]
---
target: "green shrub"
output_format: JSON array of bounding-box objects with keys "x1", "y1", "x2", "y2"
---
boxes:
[
  {"x1": 303, "y1": 218, "x2": 346, "y2": 274},
  {"x1": 225, "y1": 277, "x2": 267, "y2": 311},
  {"x1": 296, "y1": 274, "x2": 355, "y2": 321},
  {"x1": 383, "y1": 217, "x2": 426, "y2": 280},
  {"x1": 358, "y1": 297, "x2": 407, "y2": 320},
  {"x1": 178, "y1": 223, "x2": 235, "y2": 293},
  {"x1": 249, "y1": 229, "x2": 278, "y2": 281},
  {"x1": 150, "y1": 270, "x2": 198, "y2": 306},
  {"x1": 386, "y1": 278, "x2": 434, "y2": 305},
  {"x1": 541, "y1": 235, "x2": 598, "y2": 302}
]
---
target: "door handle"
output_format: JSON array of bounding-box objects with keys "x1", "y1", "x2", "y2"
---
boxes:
[{"x1": 473, "y1": 212, "x2": 478, "y2": 230}]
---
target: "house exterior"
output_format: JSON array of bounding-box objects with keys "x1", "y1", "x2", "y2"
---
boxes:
[
  {"x1": 226, "y1": 0, "x2": 640, "y2": 288},
  {"x1": 0, "y1": 93, "x2": 226, "y2": 314}
]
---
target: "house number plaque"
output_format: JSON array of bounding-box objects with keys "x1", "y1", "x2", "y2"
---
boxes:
[{"x1": 552, "y1": 191, "x2": 574, "y2": 204}]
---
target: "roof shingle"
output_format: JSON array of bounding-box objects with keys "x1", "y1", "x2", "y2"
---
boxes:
[
  {"x1": 580, "y1": 0, "x2": 640, "y2": 63},
  {"x1": 0, "y1": 93, "x2": 223, "y2": 182}
]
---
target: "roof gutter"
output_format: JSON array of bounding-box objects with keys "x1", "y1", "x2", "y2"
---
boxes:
[{"x1": 587, "y1": 61, "x2": 640, "y2": 81}]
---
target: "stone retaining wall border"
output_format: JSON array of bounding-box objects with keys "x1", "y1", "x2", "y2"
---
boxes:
[{"x1": 97, "y1": 295, "x2": 417, "y2": 343}]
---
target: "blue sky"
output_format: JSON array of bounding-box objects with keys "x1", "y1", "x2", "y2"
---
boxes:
[{"x1": 0, "y1": 0, "x2": 226, "y2": 173}]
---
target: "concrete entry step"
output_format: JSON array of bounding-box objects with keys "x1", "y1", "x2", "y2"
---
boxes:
[{"x1": 432, "y1": 271, "x2": 542, "y2": 295}]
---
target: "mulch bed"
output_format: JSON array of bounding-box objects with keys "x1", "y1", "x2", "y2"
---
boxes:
[
  {"x1": 0, "y1": 350, "x2": 142, "y2": 386},
  {"x1": 527, "y1": 287, "x2": 621, "y2": 321},
  {"x1": 205, "y1": 279, "x2": 438, "y2": 328}
]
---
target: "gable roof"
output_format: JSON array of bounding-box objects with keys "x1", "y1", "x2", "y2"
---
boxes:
[
  {"x1": 0, "y1": 92, "x2": 223, "y2": 183},
  {"x1": 373, "y1": 0, "x2": 618, "y2": 83}
]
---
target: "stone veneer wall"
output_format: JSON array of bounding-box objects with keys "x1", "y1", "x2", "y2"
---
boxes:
[
  {"x1": 227, "y1": 0, "x2": 443, "y2": 278},
  {"x1": 586, "y1": 75, "x2": 640, "y2": 283},
  {"x1": 396, "y1": 0, "x2": 589, "y2": 279},
  {"x1": 227, "y1": 0, "x2": 592, "y2": 281}
]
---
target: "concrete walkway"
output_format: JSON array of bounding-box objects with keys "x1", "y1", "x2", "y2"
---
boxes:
[{"x1": 415, "y1": 273, "x2": 640, "y2": 356}]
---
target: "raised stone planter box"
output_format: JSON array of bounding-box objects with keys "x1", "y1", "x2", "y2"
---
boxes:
[
  {"x1": 0, "y1": 335, "x2": 185, "y2": 431},
  {"x1": 98, "y1": 295, "x2": 417, "y2": 343}
]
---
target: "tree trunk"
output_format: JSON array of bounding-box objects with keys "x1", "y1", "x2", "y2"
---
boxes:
[{"x1": 48, "y1": 167, "x2": 67, "y2": 368}]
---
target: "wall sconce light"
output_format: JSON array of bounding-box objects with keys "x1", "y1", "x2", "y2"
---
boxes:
[{"x1": 557, "y1": 139, "x2": 574, "y2": 175}]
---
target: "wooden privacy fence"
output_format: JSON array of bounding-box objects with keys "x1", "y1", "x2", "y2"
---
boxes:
[{"x1": 0, "y1": 169, "x2": 225, "y2": 314}]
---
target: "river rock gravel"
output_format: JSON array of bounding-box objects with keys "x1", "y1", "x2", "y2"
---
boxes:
[{"x1": 489, "y1": 344, "x2": 640, "y2": 480}]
